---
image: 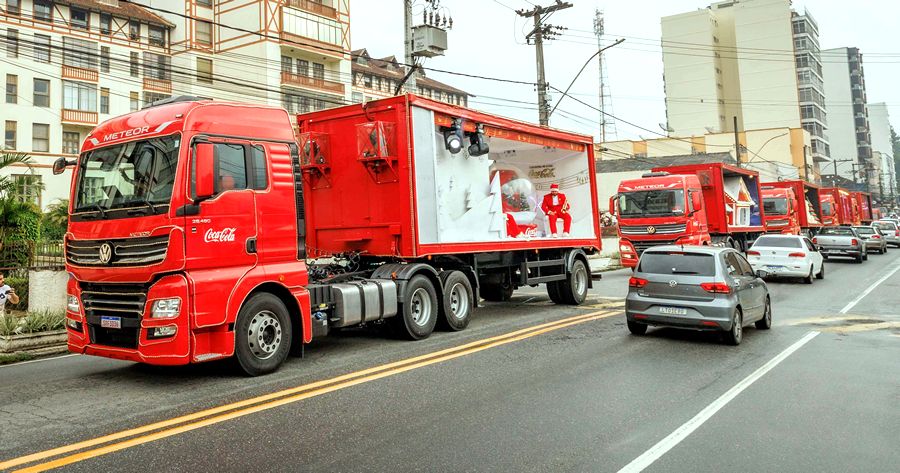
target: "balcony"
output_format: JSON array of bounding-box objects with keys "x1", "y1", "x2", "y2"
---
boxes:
[
  {"x1": 286, "y1": 0, "x2": 338, "y2": 19},
  {"x1": 143, "y1": 78, "x2": 172, "y2": 94},
  {"x1": 61, "y1": 109, "x2": 98, "y2": 125},
  {"x1": 281, "y1": 71, "x2": 345, "y2": 95},
  {"x1": 61, "y1": 65, "x2": 98, "y2": 83}
]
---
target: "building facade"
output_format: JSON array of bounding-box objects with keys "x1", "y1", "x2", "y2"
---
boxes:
[
  {"x1": 868, "y1": 102, "x2": 895, "y2": 202},
  {"x1": 350, "y1": 48, "x2": 469, "y2": 106},
  {"x1": 1, "y1": 0, "x2": 353, "y2": 209},
  {"x1": 660, "y1": 0, "x2": 830, "y2": 166},
  {"x1": 822, "y1": 47, "x2": 877, "y2": 193}
]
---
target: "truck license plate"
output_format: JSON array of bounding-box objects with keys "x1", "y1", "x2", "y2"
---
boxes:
[
  {"x1": 659, "y1": 307, "x2": 688, "y2": 315},
  {"x1": 100, "y1": 316, "x2": 122, "y2": 329}
]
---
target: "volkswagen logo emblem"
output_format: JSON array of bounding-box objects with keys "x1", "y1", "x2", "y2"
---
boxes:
[
  {"x1": 668, "y1": 280, "x2": 678, "y2": 287},
  {"x1": 647, "y1": 226, "x2": 657, "y2": 235},
  {"x1": 98, "y1": 243, "x2": 113, "y2": 265}
]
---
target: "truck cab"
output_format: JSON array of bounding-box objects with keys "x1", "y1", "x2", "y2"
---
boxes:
[
  {"x1": 819, "y1": 194, "x2": 838, "y2": 226},
  {"x1": 613, "y1": 172, "x2": 708, "y2": 268},
  {"x1": 761, "y1": 186, "x2": 800, "y2": 235}
]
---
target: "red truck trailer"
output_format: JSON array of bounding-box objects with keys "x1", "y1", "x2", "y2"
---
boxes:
[
  {"x1": 612, "y1": 162, "x2": 765, "y2": 268},
  {"x1": 820, "y1": 187, "x2": 859, "y2": 226},
  {"x1": 853, "y1": 191, "x2": 874, "y2": 223},
  {"x1": 761, "y1": 180, "x2": 823, "y2": 235},
  {"x1": 56, "y1": 95, "x2": 601, "y2": 375}
]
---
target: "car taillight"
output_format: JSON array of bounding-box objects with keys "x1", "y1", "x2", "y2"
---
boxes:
[
  {"x1": 812, "y1": 237, "x2": 818, "y2": 245},
  {"x1": 701, "y1": 282, "x2": 731, "y2": 294},
  {"x1": 628, "y1": 277, "x2": 648, "y2": 288},
  {"x1": 895, "y1": 230, "x2": 899, "y2": 237},
  {"x1": 747, "y1": 250, "x2": 760, "y2": 256},
  {"x1": 851, "y1": 239, "x2": 859, "y2": 245},
  {"x1": 788, "y1": 252, "x2": 806, "y2": 257}
]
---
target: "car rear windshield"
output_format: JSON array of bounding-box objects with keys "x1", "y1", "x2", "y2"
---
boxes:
[
  {"x1": 820, "y1": 228, "x2": 853, "y2": 236},
  {"x1": 855, "y1": 227, "x2": 876, "y2": 235},
  {"x1": 638, "y1": 252, "x2": 716, "y2": 276},
  {"x1": 873, "y1": 222, "x2": 896, "y2": 231},
  {"x1": 752, "y1": 236, "x2": 802, "y2": 248}
]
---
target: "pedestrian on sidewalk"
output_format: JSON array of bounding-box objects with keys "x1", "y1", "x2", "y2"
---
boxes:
[{"x1": 0, "y1": 273, "x2": 20, "y2": 317}]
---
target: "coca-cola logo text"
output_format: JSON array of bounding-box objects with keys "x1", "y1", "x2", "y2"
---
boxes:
[{"x1": 204, "y1": 228, "x2": 237, "y2": 243}]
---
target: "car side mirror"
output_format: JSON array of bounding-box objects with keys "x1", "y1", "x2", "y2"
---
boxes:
[
  {"x1": 195, "y1": 142, "x2": 215, "y2": 201},
  {"x1": 756, "y1": 269, "x2": 768, "y2": 279}
]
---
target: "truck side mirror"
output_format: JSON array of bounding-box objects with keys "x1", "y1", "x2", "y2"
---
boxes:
[
  {"x1": 608, "y1": 195, "x2": 617, "y2": 216},
  {"x1": 52, "y1": 157, "x2": 75, "y2": 175},
  {"x1": 195, "y1": 142, "x2": 215, "y2": 201},
  {"x1": 691, "y1": 191, "x2": 703, "y2": 213}
]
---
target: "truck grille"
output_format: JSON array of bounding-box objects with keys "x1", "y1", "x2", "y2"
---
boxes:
[
  {"x1": 67, "y1": 235, "x2": 169, "y2": 267},
  {"x1": 81, "y1": 283, "x2": 147, "y2": 349},
  {"x1": 631, "y1": 239, "x2": 678, "y2": 256},
  {"x1": 620, "y1": 224, "x2": 686, "y2": 235}
]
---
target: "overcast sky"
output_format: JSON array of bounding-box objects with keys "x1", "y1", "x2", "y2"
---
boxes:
[{"x1": 349, "y1": 0, "x2": 898, "y2": 141}]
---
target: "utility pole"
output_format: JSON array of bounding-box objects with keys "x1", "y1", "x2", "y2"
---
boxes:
[
  {"x1": 733, "y1": 116, "x2": 742, "y2": 167},
  {"x1": 518, "y1": 1, "x2": 573, "y2": 126},
  {"x1": 404, "y1": 0, "x2": 416, "y2": 94}
]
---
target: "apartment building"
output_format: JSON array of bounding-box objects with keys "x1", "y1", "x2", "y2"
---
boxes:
[
  {"x1": 822, "y1": 47, "x2": 876, "y2": 192},
  {"x1": 350, "y1": 48, "x2": 469, "y2": 106},
  {"x1": 867, "y1": 102, "x2": 895, "y2": 200},
  {"x1": 660, "y1": 0, "x2": 830, "y2": 166}
]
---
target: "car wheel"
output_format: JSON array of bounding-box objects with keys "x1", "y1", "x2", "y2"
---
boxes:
[
  {"x1": 755, "y1": 297, "x2": 772, "y2": 330},
  {"x1": 234, "y1": 293, "x2": 293, "y2": 376},
  {"x1": 627, "y1": 320, "x2": 647, "y2": 335},
  {"x1": 723, "y1": 308, "x2": 743, "y2": 346},
  {"x1": 863, "y1": 252, "x2": 869, "y2": 261},
  {"x1": 437, "y1": 271, "x2": 474, "y2": 332},
  {"x1": 803, "y1": 266, "x2": 814, "y2": 285},
  {"x1": 816, "y1": 262, "x2": 825, "y2": 279},
  {"x1": 855, "y1": 254, "x2": 864, "y2": 264}
]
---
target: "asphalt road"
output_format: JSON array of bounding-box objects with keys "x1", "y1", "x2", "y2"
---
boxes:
[{"x1": 2, "y1": 250, "x2": 899, "y2": 472}]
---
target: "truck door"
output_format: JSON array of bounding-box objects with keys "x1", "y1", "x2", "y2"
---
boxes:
[{"x1": 186, "y1": 140, "x2": 260, "y2": 327}]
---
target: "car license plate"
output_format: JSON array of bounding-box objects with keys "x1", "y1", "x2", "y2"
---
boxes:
[
  {"x1": 100, "y1": 316, "x2": 121, "y2": 329},
  {"x1": 766, "y1": 265, "x2": 783, "y2": 270},
  {"x1": 659, "y1": 307, "x2": 688, "y2": 315}
]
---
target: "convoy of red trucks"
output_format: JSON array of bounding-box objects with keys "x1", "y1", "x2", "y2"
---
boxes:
[
  {"x1": 819, "y1": 187, "x2": 860, "y2": 226},
  {"x1": 58, "y1": 95, "x2": 602, "y2": 375},
  {"x1": 612, "y1": 162, "x2": 765, "y2": 268},
  {"x1": 761, "y1": 180, "x2": 823, "y2": 235}
]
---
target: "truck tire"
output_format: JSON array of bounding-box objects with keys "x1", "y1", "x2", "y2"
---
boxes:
[
  {"x1": 234, "y1": 293, "x2": 292, "y2": 376},
  {"x1": 546, "y1": 281, "x2": 563, "y2": 303},
  {"x1": 392, "y1": 275, "x2": 438, "y2": 340},
  {"x1": 559, "y1": 259, "x2": 589, "y2": 305},
  {"x1": 481, "y1": 282, "x2": 514, "y2": 302},
  {"x1": 437, "y1": 271, "x2": 474, "y2": 332}
]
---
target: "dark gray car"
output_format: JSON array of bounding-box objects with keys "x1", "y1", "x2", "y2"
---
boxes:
[{"x1": 625, "y1": 245, "x2": 772, "y2": 345}]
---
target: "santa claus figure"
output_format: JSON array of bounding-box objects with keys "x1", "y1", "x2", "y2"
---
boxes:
[{"x1": 541, "y1": 183, "x2": 571, "y2": 237}]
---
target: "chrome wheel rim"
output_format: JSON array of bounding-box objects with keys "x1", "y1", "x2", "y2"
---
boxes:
[
  {"x1": 248, "y1": 310, "x2": 281, "y2": 360},
  {"x1": 765, "y1": 302, "x2": 772, "y2": 325},
  {"x1": 448, "y1": 283, "x2": 469, "y2": 320},
  {"x1": 410, "y1": 288, "x2": 433, "y2": 327},
  {"x1": 734, "y1": 312, "x2": 742, "y2": 341},
  {"x1": 574, "y1": 265, "x2": 588, "y2": 296}
]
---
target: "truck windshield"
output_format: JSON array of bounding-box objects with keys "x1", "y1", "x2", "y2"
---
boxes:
[
  {"x1": 618, "y1": 190, "x2": 685, "y2": 218},
  {"x1": 763, "y1": 197, "x2": 788, "y2": 215},
  {"x1": 73, "y1": 134, "x2": 180, "y2": 218}
]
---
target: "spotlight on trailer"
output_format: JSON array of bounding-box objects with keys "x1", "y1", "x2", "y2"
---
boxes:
[
  {"x1": 467, "y1": 124, "x2": 489, "y2": 157},
  {"x1": 443, "y1": 118, "x2": 464, "y2": 154}
]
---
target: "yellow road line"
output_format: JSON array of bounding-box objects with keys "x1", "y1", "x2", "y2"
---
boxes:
[{"x1": 2, "y1": 310, "x2": 618, "y2": 471}]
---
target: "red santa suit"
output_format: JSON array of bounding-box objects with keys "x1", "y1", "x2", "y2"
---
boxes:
[{"x1": 541, "y1": 185, "x2": 571, "y2": 235}]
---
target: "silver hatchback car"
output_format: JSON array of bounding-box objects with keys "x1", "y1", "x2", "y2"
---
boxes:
[{"x1": 626, "y1": 245, "x2": 772, "y2": 345}]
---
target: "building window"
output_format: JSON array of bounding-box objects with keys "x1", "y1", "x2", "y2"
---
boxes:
[
  {"x1": 34, "y1": 34, "x2": 50, "y2": 63},
  {"x1": 313, "y1": 62, "x2": 324, "y2": 80},
  {"x1": 281, "y1": 56, "x2": 292, "y2": 73},
  {"x1": 100, "y1": 13, "x2": 112, "y2": 35},
  {"x1": 352, "y1": 92, "x2": 363, "y2": 103},
  {"x1": 282, "y1": 9, "x2": 340, "y2": 46},
  {"x1": 62, "y1": 37, "x2": 98, "y2": 70},
  {"x1": 71, "y1": 7, "x2": 89, "y2": 30},
  {"x1": 5, "y1": 74, "x2": 16, "y2": 104},
  {"x1": 33, "y1": 78, "x2": 49, "y2": 107},
  {"x1": 63, "y1": 81, "x2": 97, "y2": 111},
  {"x1": 13, "y1": 175, "x2": 41, "y2": 207},
  {"x1": 33, "y1": 0, "x2": 51, "y2": 21},
  {"x1": 149, "y1": 25, "x2": 165, "y2": 47},
  {"x1": 143, "y1": 52, "x2": 171, "y2": 80},
  {"x1": 143, "y1": 91, "x2": 168, "y2": 106},
  {"x1": 196, "y1": 21, "x2": 212, "y2": 45},
  {"x1": 32, "y1": 123, "x2": 49, "y2": 152},
  {"x1": 130, "y1": 21, "x2": 140, "y2": 40},
  {"x1": 100, "y1": 88, "x2": 109, "y2": 114},
  {"x1": 62, "y1": 131, "x2": 80, "y2": 155},
  {"x1": 298, "y1": 60, "x2": 309, "y2": 77},
  {"x1": 363, "y1": 74, "x2": 372, "y2": 88},
  {"x1": 4, "y1": 121, "x2": 15, "y2": 150},
  {"x1": 130, "y1": 92, "x2": 139, "y2": 111},
  {"x1": 6, "y1": 0, "x2": 20, "y2": 16},
  {"x1": 130, "y1": 52, "x2": 139, "y2": 77},
  {"x1": 198, "y1": 0, "x2": 212, "y2": 7},
  {"x1": 5, "y1": 29, "x2": 18, "y2": 58},
  {"x1": 100, "y1": 46, "x2": 110, "y2": 72},
  {"x1": 197, "y1": 57, "x2": 213, "y2": 83}
]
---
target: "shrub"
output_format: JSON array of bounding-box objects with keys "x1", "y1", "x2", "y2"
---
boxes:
[{"x1": 0, "y1": 310, "x2": 64, "y2": 336}]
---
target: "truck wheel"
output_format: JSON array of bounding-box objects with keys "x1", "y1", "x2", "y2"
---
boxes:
[
  {"x1": 234, "y1": 293, "x2": 292, "y2": 376},
  {"x1": 481, "y1": 282, "x2": 514, "y2": 302},
  {"x1": 546, "y1": 281, "x2": 564, "y2": 303},
  {"x1": 559, "y1": 259, "x2": 589, "y2": 305},
  {"x1": 393, "y1": 275, "x2": 438, "y2": 340},
  {"x1": 438, "y1": 271, "x2": 474, "y2": 331}
]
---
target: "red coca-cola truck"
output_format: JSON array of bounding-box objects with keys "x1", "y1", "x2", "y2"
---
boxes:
[
  {"x1": 853, "y1": 191, "x2": 874, "y2": 223},
  {"x1": 819, "y1": 187, "x2": 859, "y2": 226},
  {"x1": 612, "y1": 162, "x2": 765, "y2": 268},
  {"x1": 761, "y1": 180, "x2": 823, "y2": 235},
  {"x1": 56, "y1": 95, "x2": 601, "y2": 375}
]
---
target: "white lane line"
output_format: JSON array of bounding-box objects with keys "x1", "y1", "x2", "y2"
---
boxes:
[
  {"x1": 839, "y1": 261, "x2": 900, "y2": 314},
  {"x1": 617, "y1": 331, "x2": 820, "y2": 473},
  {"x1": 0, "y1": 353, "x2": 78, "y2": 369}
]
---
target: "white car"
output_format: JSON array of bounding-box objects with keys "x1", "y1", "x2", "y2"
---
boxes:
[
  {"x1": 747, "y1": 234, "x2": 824, "y2": 284},
  {"x1": 873, "y1": 220, "x2": 900, "y2": 247}
]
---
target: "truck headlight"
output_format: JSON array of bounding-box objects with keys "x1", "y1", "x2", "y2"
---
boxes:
[
  {"x1": 620, "y1": 244, "x2": 630, "y2": 251},
  {"x1": 67, "y1": 294, "x2": 80, "y2": 313},
  {"x1": 151, "y1": 298, "x2": 181, "y2": 318}
]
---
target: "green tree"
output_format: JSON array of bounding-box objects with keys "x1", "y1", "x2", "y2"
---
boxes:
[
  {"x1": 0, "y1": 152, "x2": 43, "y2": 242},
  {"x1": 41, "y1": 199, "x2": 69, "y2": 241}
]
